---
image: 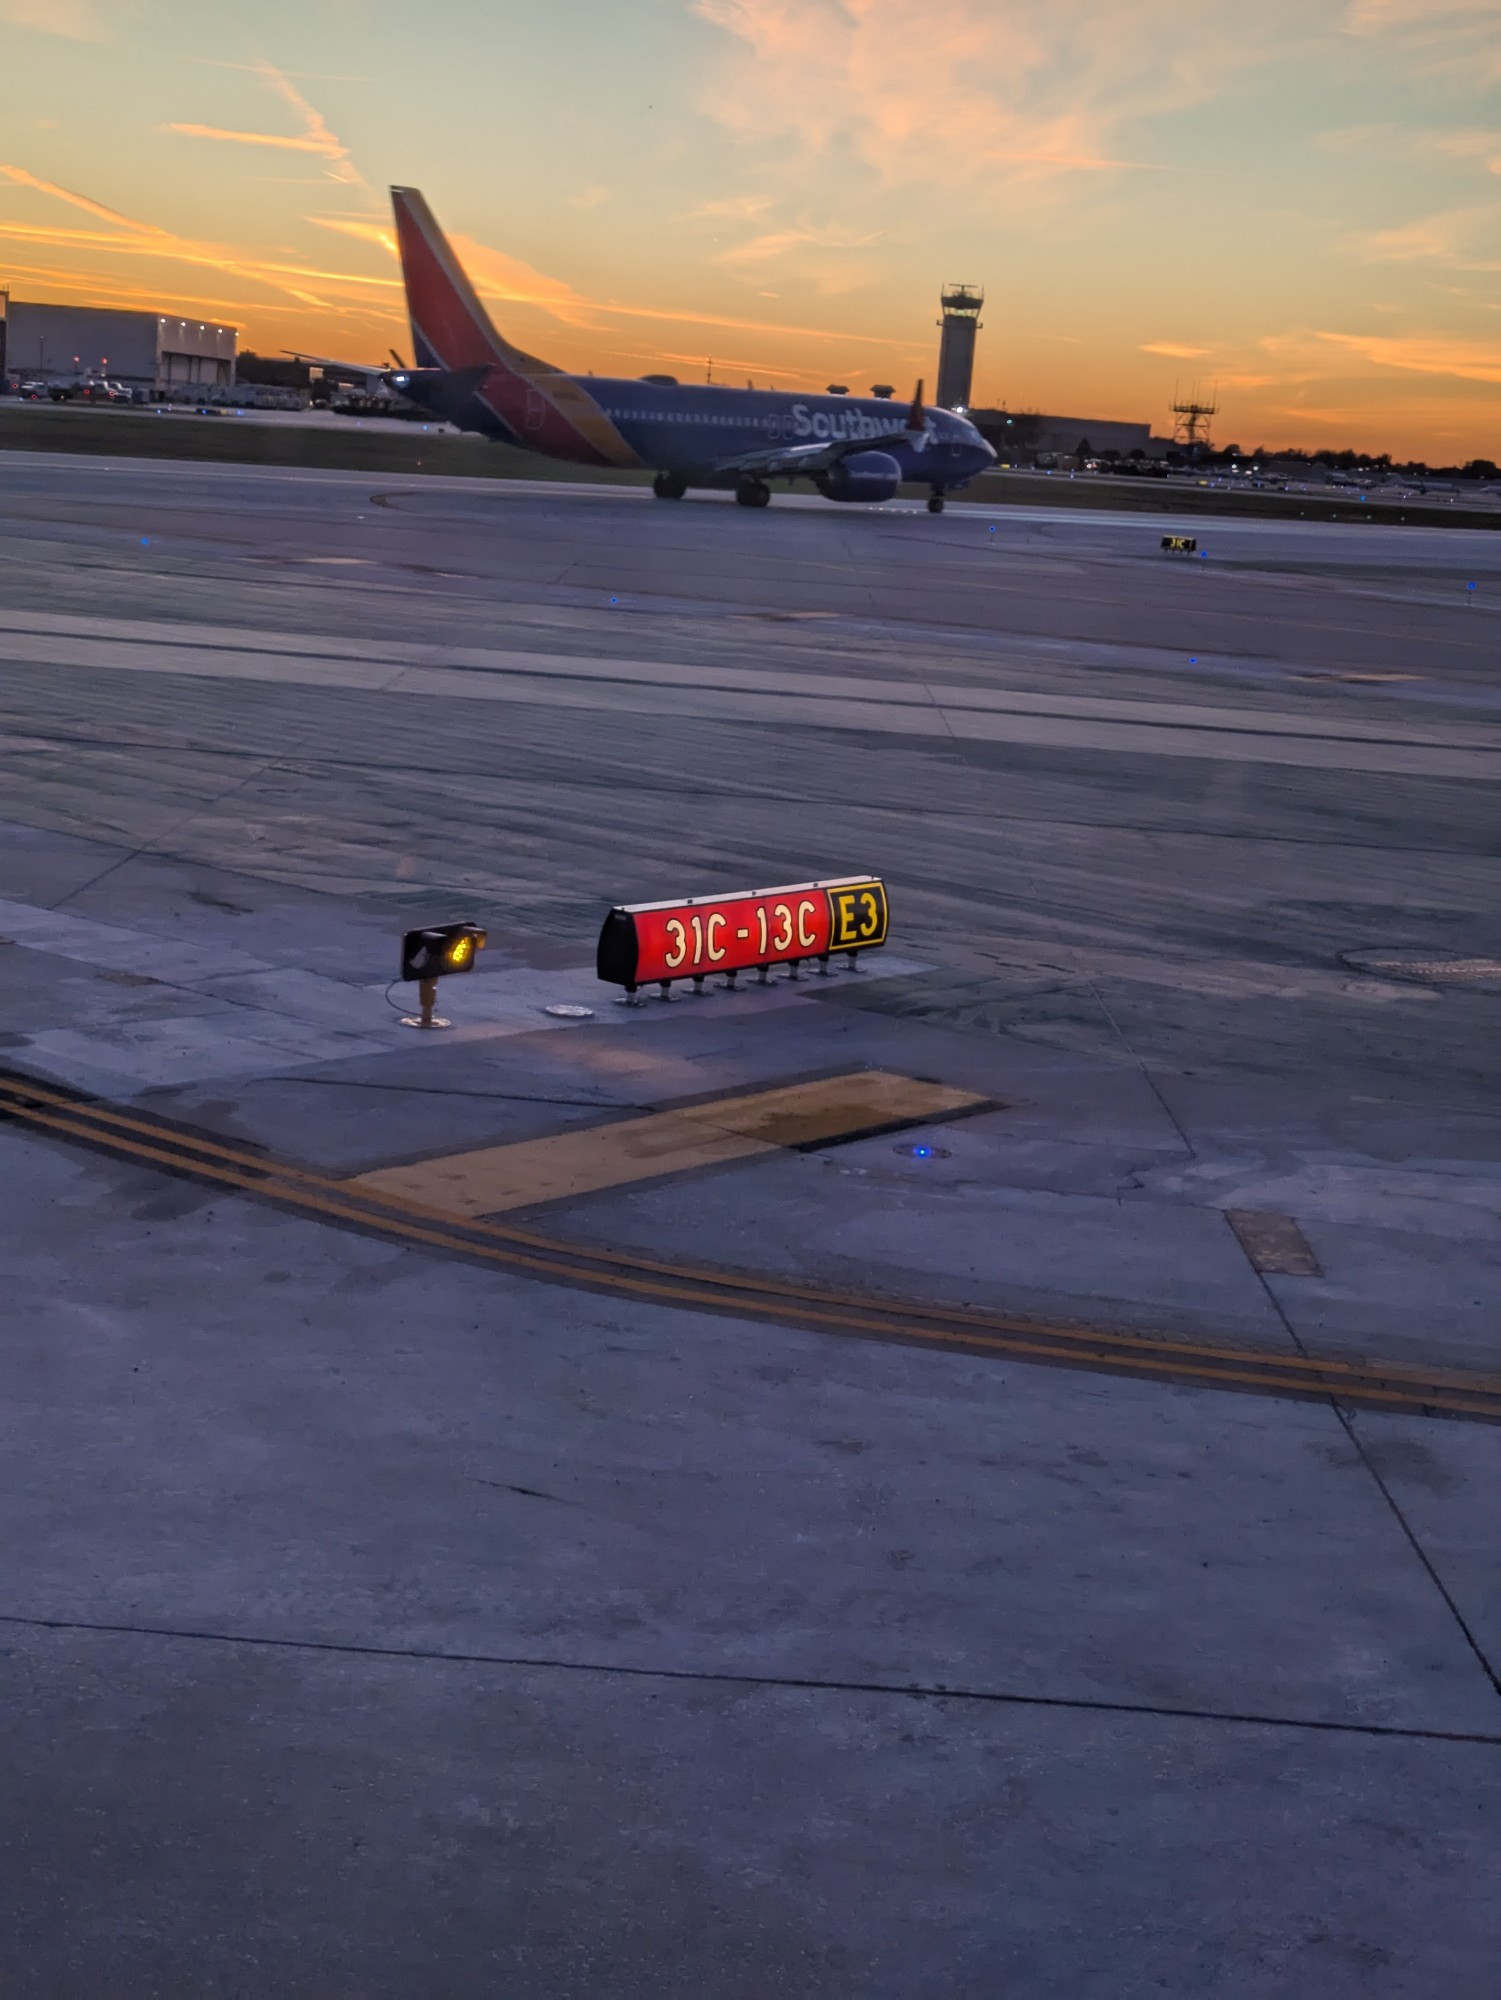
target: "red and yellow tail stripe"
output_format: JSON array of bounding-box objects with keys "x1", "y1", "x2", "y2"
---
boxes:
[{"x1": 391, "y1": 185, "x2": 640, "y2": 469}]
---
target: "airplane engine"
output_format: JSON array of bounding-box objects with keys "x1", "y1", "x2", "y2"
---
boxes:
[{"x1": 816, "y1": 450, "x2": 902, "y2": 503}]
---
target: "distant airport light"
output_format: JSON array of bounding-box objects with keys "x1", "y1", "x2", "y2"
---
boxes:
[
  {"x1": 399, "y1": 922, "x2": 487, "y2": 1030},
  {"x1": 598, "y1": 875, "x2": 889, "y2": 1002}
]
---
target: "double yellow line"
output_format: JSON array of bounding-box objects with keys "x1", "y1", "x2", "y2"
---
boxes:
[{"x1": 4, "y1": 1065, "x2": 1498, "y2": 1424}]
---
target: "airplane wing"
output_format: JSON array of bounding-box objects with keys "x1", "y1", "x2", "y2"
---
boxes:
[
  {"x1": 711, "y1": 380, "x2": 928, "y2": 481},
  {"x1": 281, "y1": 350, "x2": 389, "y2": 381},
  {"x1": 709, "y1": 436, "x2": 895, "y2": 480}
]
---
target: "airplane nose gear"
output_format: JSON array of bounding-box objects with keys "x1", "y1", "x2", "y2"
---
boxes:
[
  {"x1": 926, "y1": 489, "x2": 947, "y2": 514},
  {"x1": 735, "y1": 478, "x2": 772, "y2": 509},
  {"x1": 652, "y1": 472, "x2": 687, "y2": 500}
]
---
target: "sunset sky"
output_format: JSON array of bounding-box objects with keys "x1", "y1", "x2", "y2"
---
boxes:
[{"x1": 1, "y1": 0, "x2": 1498, "y2": 459}]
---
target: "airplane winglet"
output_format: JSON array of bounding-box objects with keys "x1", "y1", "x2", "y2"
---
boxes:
[{"x1": 905, "y1": 379, "x2": 926, "y2": 431}]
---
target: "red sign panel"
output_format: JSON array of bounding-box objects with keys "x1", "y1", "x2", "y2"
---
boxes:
[{"x1": 597, "y1": 876, "x2": 888, "y2": 991}]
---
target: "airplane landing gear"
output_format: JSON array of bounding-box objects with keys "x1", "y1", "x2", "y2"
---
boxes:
[
  {"x1": 652, "y1": 472, "x2": 687, "y2": 499},
  {"x1": 735, "y1": 478, "x2": 772, "y2": 509},
  {"x1": 926, "y1": 489, "x2": 946, "y2": 514}
]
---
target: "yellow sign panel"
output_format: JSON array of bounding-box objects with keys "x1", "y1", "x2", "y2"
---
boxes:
[{"x1": 827, "y1": 879, "x2": 889, "y2": 951}]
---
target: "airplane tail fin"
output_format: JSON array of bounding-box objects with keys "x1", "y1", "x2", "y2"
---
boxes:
[
  {"x1": 390, "y1": 186, "x2": 553, "y2": 377},
  {"x1": 905, "y1": 379, "x2": 926, "y2": 431}
]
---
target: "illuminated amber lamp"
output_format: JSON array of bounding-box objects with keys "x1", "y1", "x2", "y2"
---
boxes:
[{"x1": 400, "y1": 922, "x2": 487, "y2": 1029}]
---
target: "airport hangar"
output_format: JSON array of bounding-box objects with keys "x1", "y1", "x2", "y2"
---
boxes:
[{"x1": 0, "y1": 296, "x2": 236, "y2": 390}]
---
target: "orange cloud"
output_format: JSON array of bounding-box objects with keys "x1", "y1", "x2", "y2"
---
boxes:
[
  {"x1": 1318, "y1": 328, "x2": 1501, "y2": 384},
  {"x1": 307, "y1": 215, "x2": 397, "y2": 255},
  {"x1": 255, "y1": 60, "x2": 365, "y2": 187},
  {"x1": 691, "y1": 0, "x2": 1293, "y2": 196},
  {"x1": 166, "y1": 125, "x2": 336, "y2": 155},
  {"x1": 1319, "y1": 121, "x2": 1501, "y2": 172},
  {"x1": 1140, "y1": 342, "x2": 1212, "y2": 358},
  {"x1": 711, "y1": 217, "x2": 888, "y2": 294},
  {"x1": 1361, "y1": 205, "x2": 1501, "y2": 270},
  {"x1": 1430, "y1": 128, "x2": 1501, "y2": 171},
  {"x1": 0, "y1": 0, "x2": 107, "y2": 38},
  {"x1": 1342, "y1": 0, "x2": 1501, "y2": 83},
  {"x1": 690, "y1": 194, "x2": 777, "y2": 220},
  {"x1": 715, "y1": 223, "x2": 885, "y2": 265},
  {"x1": 448, "y1": 231, "x2": 608, "y2": 329},
  {"x1": 284, "y1": 207, "x2": 916, "y2": 352},
  {"x1": 0, "y1": 162, "x2": 393, "y2": 312},
  {"x1": 583, "y1": 295, "x2": 911, "y2": 346},
  {"x1": 164, "y1": 60, "x2": 365, "y2": 187},
  {"x1": 422, "y1": 225, "x2": 911, "y2": 346},
  {"x1": 0, "y1": 162, "x2": 166, "y2": 233}
]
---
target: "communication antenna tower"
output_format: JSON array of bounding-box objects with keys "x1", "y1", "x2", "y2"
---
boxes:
[{"x1": 1170, "y1": 381, "x2": 1218, "y2": 449}]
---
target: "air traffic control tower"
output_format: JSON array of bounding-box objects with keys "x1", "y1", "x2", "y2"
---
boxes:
[{"x1": 936, "y1": 283, "x2": 984, "y2": 410}]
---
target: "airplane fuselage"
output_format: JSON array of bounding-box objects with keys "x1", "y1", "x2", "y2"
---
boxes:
[
  {"x1": 392, "y1": 367, "x2": 994, "y2": 491},
  {"x1": 382, "y1": 187, "x2": 995, "y2": 507}
]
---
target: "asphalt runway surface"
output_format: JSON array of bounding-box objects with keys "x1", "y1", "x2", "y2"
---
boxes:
[
  {"x1": 3, "y1": 455, "x2": 1500, "y2": 1098},
  {"x1": 1, "y1": 453, "x2": 1499, "y2": 1996}
]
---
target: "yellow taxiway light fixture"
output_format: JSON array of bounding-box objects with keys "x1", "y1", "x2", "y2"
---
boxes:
[{"x1": 399, "y1": 922, "x2": 488, "y2": 1029}]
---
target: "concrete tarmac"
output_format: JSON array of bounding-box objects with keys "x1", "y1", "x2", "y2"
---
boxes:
[{"x1": 0, "y1": 452, "x2": 1498, "y2": 1996}]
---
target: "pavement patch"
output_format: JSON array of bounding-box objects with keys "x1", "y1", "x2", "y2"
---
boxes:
[
  {"x1": 1225, "y1": 1208, "x2": 1323, "y2": 1278},
  {"x1": 344, "y1": 1071, "x2": 987, "y2": 1217}
]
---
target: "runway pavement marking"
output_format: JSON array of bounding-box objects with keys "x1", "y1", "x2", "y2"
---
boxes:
[
  {"x1": 3, "y1": 609, "x2": 1500, "y2": 778},
  {"x1": 4, "y1": 1063, "x2": 1499, "y2": 1420},
  {"x1": 0, "y1": 603, "x2": 1492, "y2": 743},
  {"x1": 344, "y1": 1071, "x2": 985, "y2": 1217}
]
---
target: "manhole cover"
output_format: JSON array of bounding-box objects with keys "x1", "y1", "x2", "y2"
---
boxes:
[
  {"x1": 543, "y1": 1003, "x2": 594, "y2": 1019},
  {"x1": 1341, "y1": 948, "x2": 1501, "y2": 990}
]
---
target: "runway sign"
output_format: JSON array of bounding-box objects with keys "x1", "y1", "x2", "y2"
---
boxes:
[
  {"x1": 597, "y1": 876, "x2": 888, "y2": 993},
  {"x1": 1161, "y1": 534, "x2": 1198, "y2": 553}
]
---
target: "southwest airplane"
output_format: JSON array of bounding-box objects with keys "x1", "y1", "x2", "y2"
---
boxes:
[{"x1": 361, "y1": 186, "x2": 996, "y2": 511}]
